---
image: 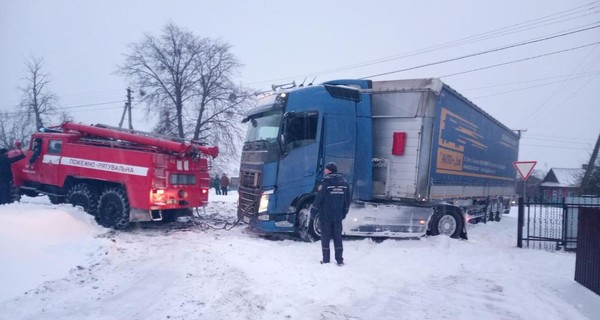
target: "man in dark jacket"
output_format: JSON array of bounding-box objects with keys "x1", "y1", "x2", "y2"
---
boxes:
[
  {"x1": 310, "y1": 162, "x2": 351, "y2": 265},
  {"x1": 28, "y1": 138, "x2": 41, "y2": 168},
  {"x1": 220, "y1": 173, "x2": 230, "y2": 195},
  {"x1": 0, "y1": 148, "x2": 25, "y2": 205}
]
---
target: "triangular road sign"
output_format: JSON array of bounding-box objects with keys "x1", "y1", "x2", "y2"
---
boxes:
[{"x1": 513, "y1": 161, "x2": 537, "y2": 180}]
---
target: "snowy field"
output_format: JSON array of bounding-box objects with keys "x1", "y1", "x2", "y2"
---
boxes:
[{"x1": 0, "y1": 191, "x2": 599, "y2": 320}]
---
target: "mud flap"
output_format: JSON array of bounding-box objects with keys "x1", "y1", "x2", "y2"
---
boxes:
[{"x1": 460, "y1": 224, "x2": 468, "y2": 240}]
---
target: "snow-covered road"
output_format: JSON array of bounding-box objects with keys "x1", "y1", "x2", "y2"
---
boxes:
[{"x1": 0, "y1": 192, "x2": 598, "y2": 320}]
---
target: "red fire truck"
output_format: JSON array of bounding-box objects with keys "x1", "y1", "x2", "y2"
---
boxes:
[{"x1": 9, "y1": 122, "x2": 218, "y2": 229}]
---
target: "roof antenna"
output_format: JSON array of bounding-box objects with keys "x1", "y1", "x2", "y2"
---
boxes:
[
  {"x1": 308, "y1": 77, "x2": 316, "y2": 86},
  {"x1": 299, "y1": 77, "x2": 307, "y2": 87}
]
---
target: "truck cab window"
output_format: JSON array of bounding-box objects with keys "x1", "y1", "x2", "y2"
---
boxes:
[
  {"x1": 284, "y1": 112, "x2": 318, "y2": 150},
  {"x1": 48, "y1": 140, "x2": 62, "y2": 154},
  {"x1": 244, "y1": 110, "x2": 282, "y2": 143}
]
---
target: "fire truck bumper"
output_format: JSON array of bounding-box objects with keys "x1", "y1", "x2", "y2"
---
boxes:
[{"x1": 130, "y1": 208, "x2": 154, "y2": 222}]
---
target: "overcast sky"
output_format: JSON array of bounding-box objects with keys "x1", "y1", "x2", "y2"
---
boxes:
[{"x1": 1, "y1": 0, "x2": 599, "y2": 171}]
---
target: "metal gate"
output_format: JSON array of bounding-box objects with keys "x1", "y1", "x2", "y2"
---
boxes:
[
  {"x1": 517, "y1": 196, "x2": 600, "y2": 251},
  {"x1": 574, "y1": 207, "x2": 600, "y2": 296}
]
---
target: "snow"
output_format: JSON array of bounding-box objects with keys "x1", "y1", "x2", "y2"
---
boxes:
[{"x1": 1, "y1": 192, "x2": 599, "y2": 320}]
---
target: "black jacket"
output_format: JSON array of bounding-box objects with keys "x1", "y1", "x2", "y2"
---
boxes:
[
  {"x1": 0, "y1": 152, "x2": 25, "y2": 182},
  {"x1": 311, "y1": 173, "x2": 351, "y2": 222}
]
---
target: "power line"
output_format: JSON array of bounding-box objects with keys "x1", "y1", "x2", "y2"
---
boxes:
[
  {"x1": 439, "y1": 41, "x2": 600, "y2": 79},
  {"x1": 527, "y1": 133, "x2": 597, "y2": 141},
  {"x1": 0, "y1": 100, "x2": 125, "y2": 116},
  {"x1": 470, "y1": 75, "x2": 598, "y2": 99},
  {"x1": 68, "y1": 105, "x2": 142, "y2": 114},
  {"x1": 523, "y1": 137, "x2": 595, "y2": 145},
  {"x1": 462, "y1": 70, "x2": 600, "y2": 91},
  {"x1": 59, "y1": 100, "x2": 124, "y2": 110},
  {"x1": 521, "y1": 143, "x2": 593, "y2": 151},
  {"x1": 360, "y1": 24, "x2": 600, "y2": 79},
  {"x1": 247, "y1": 2, "x2": 600, "y2": 86},
  {"x1": 0, "y1": 91, "x2": 123, "y2": 110},
  {"x1": 523, "y1": 44, "x2": 600, "y2": 128}
]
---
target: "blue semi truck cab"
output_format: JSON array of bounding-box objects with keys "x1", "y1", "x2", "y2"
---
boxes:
[{"x1": 237, "y1": 78, "x2": 519, "y2": 241}]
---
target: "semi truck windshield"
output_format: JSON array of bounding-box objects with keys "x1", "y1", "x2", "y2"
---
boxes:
[{"x1": 244, "y1": 110, "x2": 282, "y2": 143}]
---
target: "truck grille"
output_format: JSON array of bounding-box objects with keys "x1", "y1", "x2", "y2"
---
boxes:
[
  {"x1": 240, "y1": 171, "x2": 261, "y2": 188},
  {"x1": 238, "y1": 186, "x2": 260, "y2": 216}
]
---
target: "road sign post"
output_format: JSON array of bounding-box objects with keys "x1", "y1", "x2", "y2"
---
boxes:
[{"x1": 513, "y1": 161, "x2": 537, "y2": 200}]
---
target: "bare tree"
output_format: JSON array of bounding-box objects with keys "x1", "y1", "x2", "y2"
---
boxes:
[
  {"x1": 580, "y1": 158, "x2": 600, "y2": 195},
  {"x1": 117, "y1": 23, "x2": 253, "y2": 165},
  {"x1": 0, "y1": 111, "x2": 33, "y2": 149},
  {"x1": 18, "y1": 56, "x2": 57, "y2": 130},
  {"x1": 187, "y1": 40, "x2": 255, "y2": 159}
]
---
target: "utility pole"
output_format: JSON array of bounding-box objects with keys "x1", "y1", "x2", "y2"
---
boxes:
[
  {"x1": 581, "y1": 133, "x2": 600, "y2": 193},
  {"x1": 118, "y1": 87, "x2": 134, "y2": 129}
]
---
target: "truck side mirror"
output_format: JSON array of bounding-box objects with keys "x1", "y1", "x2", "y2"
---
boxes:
[{"x1": 279, "y1": 133, "x2": 287, "y2": 151}]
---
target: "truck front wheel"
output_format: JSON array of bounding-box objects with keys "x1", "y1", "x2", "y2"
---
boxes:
[
  {"x1": 68, "y1": 183, "x2": 99, "y2": 216},
  {"x1": 97, "y1": 187, "x2": 131, "y2": 229},
  {"x1": 429, "y1": 208, "x2": 464, "y2": 239},
  {"x1": 298, "y1": 201, "x2": 321, "y2": 242}
]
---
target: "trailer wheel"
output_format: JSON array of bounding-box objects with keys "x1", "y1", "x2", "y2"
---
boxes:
[
  {"x1": 298, "y1": 201, "x2": 320, "y2": 242},
  {"x1": 429, "y1": 208, "x2": 464, "y2": 238},
  {"x1": 68, "y1": 183, "x2": 99, "y2": 216},
  {"x1": 97, "y1": 187, "x2": 130, "y2": 229},
  {"x1": 494, "y1": 210, "x2": 503, "y2": 222}
]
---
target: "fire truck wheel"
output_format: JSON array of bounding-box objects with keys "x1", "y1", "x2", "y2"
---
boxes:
[
  {"x1": 298, "y1": 201, "x2": 321, "y2": 242},
  {"x1": 68, "y1": 183, "x2": 99, "y2": 216},
  {"x1": 429, "y1": 207, "x2": 464, "y2": 239},
  {"x1": 97, "y1": 187, "x2": 131, "y2": 229},
  {"x1": 49, "y1": 195, "x2": 65, "y2": 204}
]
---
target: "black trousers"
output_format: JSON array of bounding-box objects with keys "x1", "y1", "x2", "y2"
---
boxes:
[
  {"x1": 0, "y1": 181, "x2": 12, "y2": 205},
  {"x1": 221, "y1": 187, "x2": 228, "y2": 195},
  {"x1": 320, "y1": 220, "x2": 343, "y2": 264}
]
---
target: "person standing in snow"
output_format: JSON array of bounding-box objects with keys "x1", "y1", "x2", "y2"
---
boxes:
[
  {"x1": 310, "y1": 162, "x2": 351, "y2": 266},
  {"x1": 0, "y1": 148, "x2": 25, "y2": 205},
  {"x1": 213, "y1": 174, "x2": 221, "y2": 195},
  {"x1": 220, "y1": 173, "x2": 230, "y2": 196}
]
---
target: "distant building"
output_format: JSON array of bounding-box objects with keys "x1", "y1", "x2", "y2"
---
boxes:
[{"x1": 539, "y1": 168, "x2": 585, "y2": 201}]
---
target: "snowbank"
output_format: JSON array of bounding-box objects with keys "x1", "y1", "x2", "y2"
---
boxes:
[
  {"x1": 0, "y1": 199, "x2": 109, "y2": 302},
  {"x1": 0, "y1": 193, "x2": 598, "y2": 319}
]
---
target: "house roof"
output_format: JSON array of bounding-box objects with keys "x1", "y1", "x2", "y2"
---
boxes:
[{"x1": 540, "y1": 168, "x2": 585, "y2": 188}]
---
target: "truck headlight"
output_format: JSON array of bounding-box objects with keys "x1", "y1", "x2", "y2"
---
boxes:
[{"x1": 258, "y1": 190, "x2": 274, "y2": 213}]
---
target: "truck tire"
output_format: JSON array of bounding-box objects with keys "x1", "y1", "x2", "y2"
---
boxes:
[
  {"x1": 494, "y1": 209, "x2": 503, "y2": 222},
  {"x1": 297, "y1": 201, "x2": 320, "y2": 242},
  {"x1": 97, "y1": 187, "x2": 131, "y2": 229},
  {"x1": 68, "y1": 183, "x2": 99, "y2": 216},
  {"x1": 429, "y1": 207, "x2": 464, "y2": 239},
  {"x1": 490, "y1": 199, "x2": 501, "y2": 222}
]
